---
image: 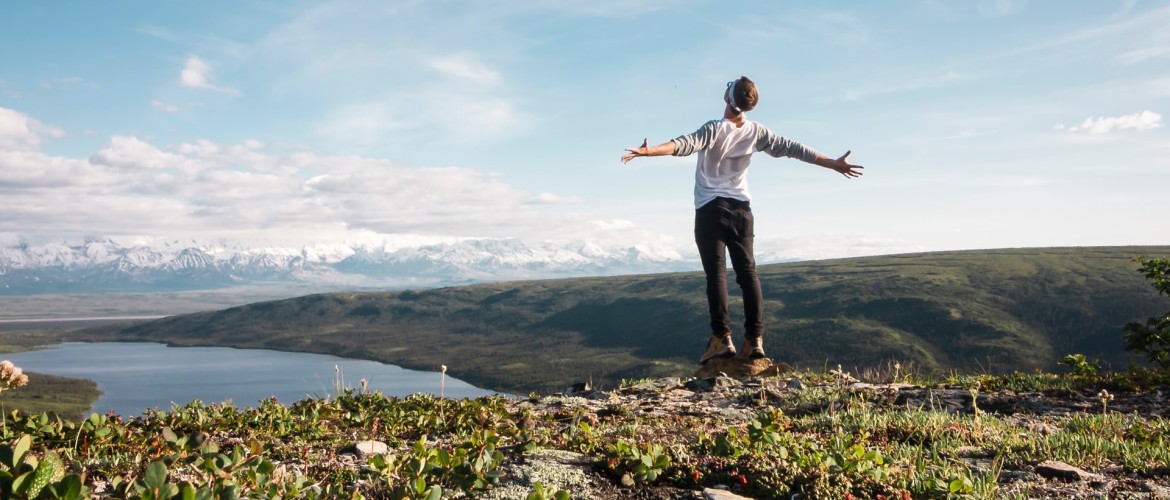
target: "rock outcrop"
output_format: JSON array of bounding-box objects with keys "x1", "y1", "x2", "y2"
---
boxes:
[{"x1": 693, "y1": 356, "x2": 792, "y2": 380}]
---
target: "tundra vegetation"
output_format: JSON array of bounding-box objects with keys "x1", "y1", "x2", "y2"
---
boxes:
[{"x1": 0, "y1": 363, "x2": 1168, "y2": 498}]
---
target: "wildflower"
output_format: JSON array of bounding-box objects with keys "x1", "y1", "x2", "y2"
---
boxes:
[
  {"x1": 1098, "y1": 389, "x2": 1115, "y2": 415},
  {"x1": 0, "y1": 360, "x2": 29, "y2": 391}
]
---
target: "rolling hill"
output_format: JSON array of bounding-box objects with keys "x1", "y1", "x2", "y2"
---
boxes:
[{"x1": 74, "y1": 246, "x2": 1170, "y2": 394}]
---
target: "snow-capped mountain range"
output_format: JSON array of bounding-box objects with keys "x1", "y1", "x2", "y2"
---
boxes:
[{"x1": 0, "y1": 237, "x2": 701, "y2": 294}]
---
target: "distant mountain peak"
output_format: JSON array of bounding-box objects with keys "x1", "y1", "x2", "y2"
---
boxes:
[{"x1": 0, "y1": 236, "x2": 700, "y2": 294}]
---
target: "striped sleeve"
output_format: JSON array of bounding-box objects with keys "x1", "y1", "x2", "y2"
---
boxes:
[
  {"x1": 670, "y1": 120, "x2": 720, "y2": 156},
  {"x1": 755, "y1": 125, "x2": 820, "y2": 163}
]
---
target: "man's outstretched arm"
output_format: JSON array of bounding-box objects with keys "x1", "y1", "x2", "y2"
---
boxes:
[
  {"x1": 621, "y1": 138, "x2": 677, "y2": 163},
  {"x1": 812, "y1": 150, "x2": 864, "y2": 178}
]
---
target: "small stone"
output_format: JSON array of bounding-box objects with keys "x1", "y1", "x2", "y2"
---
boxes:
[
  {"x1": 620, "y1": 473, "x2": 635, "y2": 487},
  {"x1": 566, "y1": 382, "x2": 591, "y2": 394},
  {"x1": 582, "y1": 390, "x2": 613, "y2": 401},
  {"x1": 341, "y1": 440, "x2": 389, "y2": 458},
  {"x1": 704, "y1": 487, "x2": 755, "y2": 499},
  {"x1": 1034, "y1": 460, "x2": 1100, "y2": 482},
  {"x1": 684, "y1": 377, "x2": 715, "y2": 392},
  {"x1": 998, "y1": 470, "x2": 1038, "y2": 483},
  {"x1": 685, "y1": 375, "x2": 743, "y2": 393},
  {"x1": 653, "y1": 377, "x2": 682, "y2": 390},
  {"x1": 1026, "y1": 422, "x2": 1060, "y2": 435},
  {"x1": 1089, "y1": 478, "x2": 1116, "y2": 491},
  {"x1": 787, "y1": 377, "x2": 804, "y2": 390}
]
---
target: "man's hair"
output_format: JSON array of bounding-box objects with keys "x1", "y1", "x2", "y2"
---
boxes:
[{"x1": 731, "y1": 76, "x2": 759, "y2": 112}]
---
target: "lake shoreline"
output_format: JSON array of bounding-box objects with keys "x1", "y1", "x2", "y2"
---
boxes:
[{"x1": 3, "y1": 341, "x2": 500, "y2": 418}]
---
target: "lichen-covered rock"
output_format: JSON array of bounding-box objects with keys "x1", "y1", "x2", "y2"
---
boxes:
[{"x1": 470, "y1": 449, "x2": 602, "y2": 500}]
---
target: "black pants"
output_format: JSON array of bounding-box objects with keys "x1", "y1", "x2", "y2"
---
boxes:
[{"x1": 694, "y1": 197, "x2": 763, "y2": 340}]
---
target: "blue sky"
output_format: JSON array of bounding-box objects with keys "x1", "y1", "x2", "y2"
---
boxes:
[{"x1": 1, "y1": 0, "x2": 1166, "y2": 260}]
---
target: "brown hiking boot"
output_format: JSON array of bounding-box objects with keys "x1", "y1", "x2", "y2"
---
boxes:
[
  {"x1": 739, "y1": 337, "x2": 766, "y2": 359},
  {"x1": 699, "y1": 334, "x2": 737, "y2": 364}
]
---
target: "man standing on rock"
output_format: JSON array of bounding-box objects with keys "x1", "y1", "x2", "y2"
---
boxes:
[{"x1": 621, "y1": 76, "x2": 863, "y2": 364}]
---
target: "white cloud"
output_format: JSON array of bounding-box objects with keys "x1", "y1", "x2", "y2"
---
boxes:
[
  {"x1": 2, "y1": 123, "x2": 646, "y2": 245},
  {"x1": 947, "y1": 129, "x2": 998, "y2": 140},
  {"x1": 590, "y1": 219, "x2": 636, "y2": 230},
  {"x1": 0, "y1": 151, "x2": 97, "y2": 189},
  {"x1": 1066, "y1": 110, "x2": 1163, "y2": 134},
  {"x1": 41, "y1": 77, "x2": 98, "y2": 90},
  {"x1": 978, "y1": 0, "x2": 1029, "y2": 18},
  {"x1": 90, "y1": 136, "x2": 205, "y2": 171},
  {"x1": 1117, "y1": 46, "x2": 1170, "y2": 65},
  {"x1": 240, "y1": 2, "x2": 536, "y2": 147},
  {"x1": 179, "y1": 55, "x2": 240, "y2": 95},
  {"x1": 1012, "y1": 5, "x2": 1170, "y2": 56},
  {"x1": 151, "y1": 100, "x2": 181, "y2": 113},
  {"x1": 180, "y1": 56, "x2": 213, "y2": 87},
  {"x1": 0, "y1": 107, "x2": 65, "y2": 151},
  {"x1": 316, "y1": 101, "x2": 405, "y2": 146},
  {"x1": 317, "y1": 91, "x2": 534, "y2": 147},
  {"x1": 437, "y1": 95, "x2": 533, "y2": 142},
  {"x1": 533, "y1": 192, "x2": 583, "y2": 205},
  {"x1": 428, "y1": 53, "x2": 502, "y2": 86},
  {"x1": 841, "y1": 71, "x2": 969, "y2": 101}
]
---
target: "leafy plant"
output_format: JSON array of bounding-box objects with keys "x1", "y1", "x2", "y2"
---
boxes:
[
  {"x1": 1059, "y1": 353, "x2": 1099, "y2": 377},
  {"x1": 607, "y1": 441, "x2": 671, "y2": 484},
  {"x1": 527, "y1": 481, "x2": 571, "y2": 500},
  {"x1": 1123, "y1": 257, "x2": 1170, "y2": 369},
  {"x1": 0, "y1": 435, "x2": 88, "y2": 499}
]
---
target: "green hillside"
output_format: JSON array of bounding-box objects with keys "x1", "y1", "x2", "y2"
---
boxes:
[{"x1": 74, "y1": 246, "x2": 1170, "y2": 394}]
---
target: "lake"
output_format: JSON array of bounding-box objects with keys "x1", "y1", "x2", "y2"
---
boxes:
[{"x1": 2, "y1": 342, "x2": 500, "y2": 417}]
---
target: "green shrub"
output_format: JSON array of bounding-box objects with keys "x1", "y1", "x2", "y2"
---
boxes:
[
  {"x1": 1123, "y1": 257, "x2": 1170, "y2": 369},
  {"x1": 1060, "y1": 353, "x2": 1099, "y2": 377}
]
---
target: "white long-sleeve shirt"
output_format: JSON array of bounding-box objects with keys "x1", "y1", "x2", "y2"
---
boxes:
[{"x1": 671, "y1": 118, "x2": 821, "y2": 209}]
